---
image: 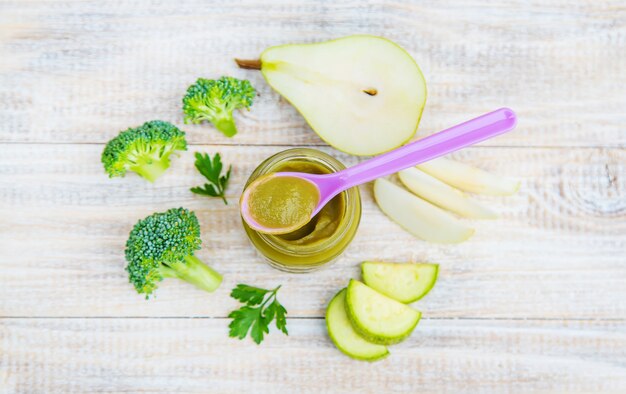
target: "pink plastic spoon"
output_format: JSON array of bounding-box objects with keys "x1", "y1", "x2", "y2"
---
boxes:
[{"x1": 241, "y1": 108, "x2": 517, "y2": 234}]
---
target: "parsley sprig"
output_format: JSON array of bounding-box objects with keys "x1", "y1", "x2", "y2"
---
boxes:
[
  {"x1": 228, "y1": 284, "x2": 288, "y2": 345},
  {"x1": 190, "y1": 152, "x2": 231, "y2": 204}
]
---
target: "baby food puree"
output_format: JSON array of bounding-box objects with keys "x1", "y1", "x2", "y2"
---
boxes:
[
  {"x1": 241, "y1": 149, "x2": 360, "y2": 272},
  {"x1": 247, "y1": 174, "x2": 320, "y2": 233}
]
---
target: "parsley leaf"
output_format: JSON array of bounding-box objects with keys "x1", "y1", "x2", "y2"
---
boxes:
[
  {"x1": 271, "y1": 300, "x2": 288, "y2": 335},
  {"x1": 228, "y1": 306, "x2": 262, "y2": 340},
  {"x1": 190, "y1": 152, "x2": 231, "y2": 204},
  {"x1": 228, "y1": 284, "x2": 288, "y2": 344},
  {"x1": 231, "y1": 284, "x2": 270, "y2": 306}
]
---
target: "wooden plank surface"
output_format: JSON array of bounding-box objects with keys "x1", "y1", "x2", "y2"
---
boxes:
[
  {"x1": 1, "y1": 0, "x2": 625, "y2": 393},
  {"x1": 1, "y1": 144, "x2": 625, "y2": 319},
  {"x1": 1, "y1": 319, "x2": 625, "y2": 393}
]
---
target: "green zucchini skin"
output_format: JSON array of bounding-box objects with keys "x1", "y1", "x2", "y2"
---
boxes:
[
  {"x1": 326, "y1": 289, "x2": 389, "y2": 361},
  {"x1": 345, "y1": 280, "x2": 421, "y2": 345}
]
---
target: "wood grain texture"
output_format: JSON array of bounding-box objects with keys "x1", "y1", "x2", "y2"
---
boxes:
[
  {"x1": 0, "y1": 144, "x2": 624, "y2": 318},
  {"x1": 1, "y1": 318, "x2": 625, "y2": 393},
  {"x1": 1, "y1": 0, "x2": 625, "y2": 392},
  {"x1": 0, "y1": 0, "x2": 625, "y2": 147}
]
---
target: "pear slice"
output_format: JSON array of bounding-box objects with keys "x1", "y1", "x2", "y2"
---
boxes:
[
  {"x1": 362, "y1": 262, "x2": 438, "y2": 303},
  {"x1": 237, "y1": 35, "x2": 427, "y2": 155},
  {"x1": 346, "y1": 279, "x2": 421, "y2": 345},
  {"x1": 374, "y1": 178, "x2": 474, "y2": 243},
  {"x1": 417, "y1": 157, "x2": 520, "y2": 195},
  {"x1": 326, "y1": 289, "x2": 389, "y2": 361},
  {"x1": 398, "y1": 167, "x2": 498, "y2": 219}
]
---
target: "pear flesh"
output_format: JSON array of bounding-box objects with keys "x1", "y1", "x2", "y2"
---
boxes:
[
  {"x1": 374, "y1": 178, "x2": 474, "y2": 243},
  {"x1": 417, "y1": 157, "x2": 520, "y2": 195},
  {"x1": 258, "y1": 36, "x2": 427, "y2": 156},
  {"x1": 398, "y1": 167, "x2": 498, "y2": 219}
]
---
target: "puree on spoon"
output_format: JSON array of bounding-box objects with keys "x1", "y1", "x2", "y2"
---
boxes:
[{"x1": 246, "y1": 173, "x2": 321, "y2": 233}]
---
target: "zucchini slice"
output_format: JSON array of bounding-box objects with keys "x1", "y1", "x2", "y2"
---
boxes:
[
  {"x1": 346, "y1": 280, "x2": 421, "y2": 345},
  {"x1": 326, "y1": 289, "x2": 389, "y2": 361},
  {"x1": 362, "y1": 262, "x2": 438, "y2": 303}
]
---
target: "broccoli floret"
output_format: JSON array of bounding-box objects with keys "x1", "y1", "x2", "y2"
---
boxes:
[
  {"x1": 182, "y1": 76, "x2": 256, "y2": 137},
  {"x1": 125, "y1": 207, "x2": 222, "y2": 298},
  {"x1": 101, "y1": 120, "x2": 187, "y2": 182}
]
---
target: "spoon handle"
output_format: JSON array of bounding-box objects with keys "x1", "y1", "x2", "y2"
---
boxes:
[{"x1": 336, "y1": 108, "x2": 517, "y2": 189}]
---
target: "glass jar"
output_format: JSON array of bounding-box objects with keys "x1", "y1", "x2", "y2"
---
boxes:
[{"x1": 242, "y1": 148, "x2": 362, "y2": 273}]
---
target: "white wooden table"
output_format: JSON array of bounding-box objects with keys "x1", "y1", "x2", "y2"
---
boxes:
[{"x1": 1, "y1": 1, "x2": 625, "y2": 392}]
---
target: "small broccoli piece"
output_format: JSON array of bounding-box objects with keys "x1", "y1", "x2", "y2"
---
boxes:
[
  {"x1": 101, "y1": 120, "x2": 187, "y2": 182},
  {"x1": 125, "y1": 207, "x2": 222, "y2": 298},
  {"x1": 182, "y1": 76, "x2": 256, "y2": 137}
]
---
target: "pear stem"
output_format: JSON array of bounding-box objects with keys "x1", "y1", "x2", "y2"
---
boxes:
[{"x1": 235, "y1": 58, "x2": 262, "y2": 70}]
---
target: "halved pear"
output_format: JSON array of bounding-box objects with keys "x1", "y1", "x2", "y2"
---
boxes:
[
  {"x1": 326, "y1": 289, "x2": 389, "y2": 361},
  {"x1": 237, "y1": 35, "x2": 427, "y2": 155},
  {"x1": 398, "y1": 167, "x2": 498, "y2": 219},
  {"x1": 374, "y1": 178, "x2": 474, "y2": 243},
  {"x1": 417, "y1": 157, "x2": 520, "y2": 195}
]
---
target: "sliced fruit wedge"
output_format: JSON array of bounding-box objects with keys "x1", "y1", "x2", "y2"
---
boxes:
[
  {"x1": 326, "y1": 289, "x2": 389, "y2": 361},
  {"x1": 416, "y1": 157, "x2": 520, "y2": 195},
  {"x1": 346, "y1": 279, "x2": 421, "y2": 345},
  {"x1": 374, "y1": 178, "x2": 474, "y2": 243},
  {"x1": 362, "y1": 262, "x2": 438, "y2": 303},
  {"x1": 398, "y1": 167, "x2": 497, "y2": 219}
]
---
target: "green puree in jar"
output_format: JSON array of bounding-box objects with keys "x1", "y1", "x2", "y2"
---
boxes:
[
  {"x1": 248, "y1": 174, "x2": 320, "y2": 231},
  {"x1": 241, "y1": 148, "x2": 360, "y2": 271},
  {"x1": 261, "y1": 161, "x2": 345, "y2": 246}
]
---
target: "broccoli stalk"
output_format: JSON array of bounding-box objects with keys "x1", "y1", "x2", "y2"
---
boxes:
[
  {"x1": 102, "y1": 120, "x2": 187, "y2": 182},
  {"x1": 131, "y1": 160, "x2": 168, "y2": 183},
  {"x1": 126, "y1": 140, "x2": 175, "y2": 182},
  {"x1": 157, "y1": 255, "x2": 221, "y2": 293},
  {"x1": 213, "y1": 115, "x2": 238, "y2": 138},
  {"x1": 125, "y1": 208, "x2": 222, "y2": 298},
  {"x1": 182, "y1": 76, "x2": 256, "y2": 137}
]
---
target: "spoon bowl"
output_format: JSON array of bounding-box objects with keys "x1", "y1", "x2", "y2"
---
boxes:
[{"x1": 239, "y1": 172, "x2": 334, "y2": 234}]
